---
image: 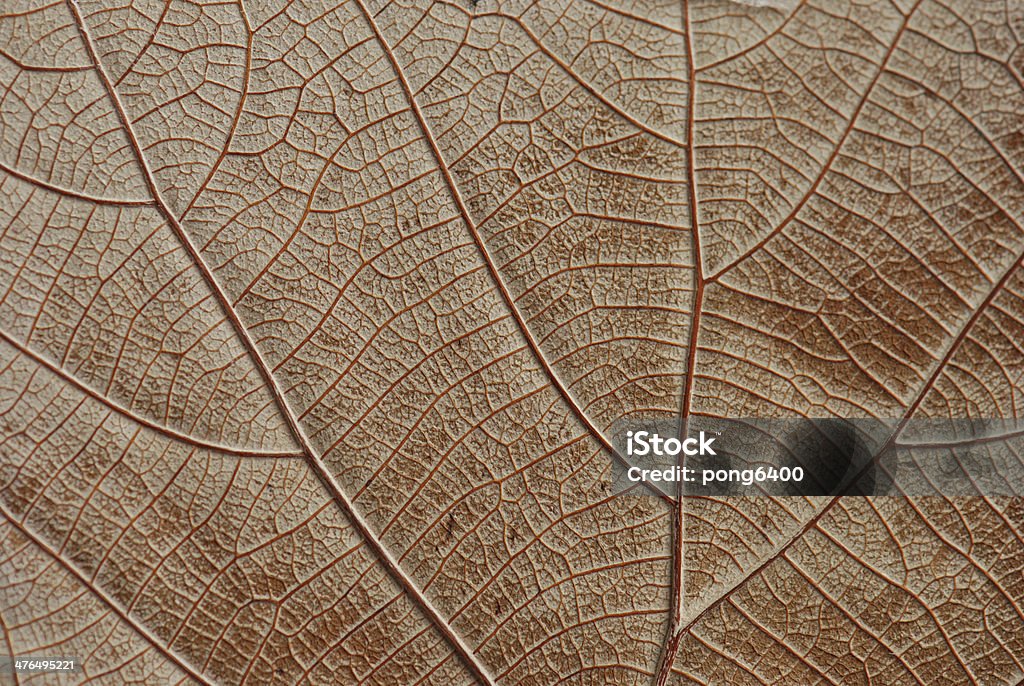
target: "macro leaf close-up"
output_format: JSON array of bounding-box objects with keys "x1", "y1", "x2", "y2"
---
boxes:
[{"x1": 2, "y1": 0, "x2": 1024, "y2": 683}]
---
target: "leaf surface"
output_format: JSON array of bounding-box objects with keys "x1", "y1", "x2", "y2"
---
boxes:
[{"x1": 1, "y1": 0, "x2": 1023, "y2": 684}]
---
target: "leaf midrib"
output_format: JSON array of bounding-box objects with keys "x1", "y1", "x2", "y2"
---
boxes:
[
  {"x1": 55, "y1": 1, "x2": 1024, "y2": 684},
  {"x1": 64, "y1": 2, "x2": 495, "y2": 683},
  {"x1": 659, "y1": 1, "x2": 1024, "y2": 683},
  {"x1": 351, "y1": 1, "x2": 670, "y2": 512}
]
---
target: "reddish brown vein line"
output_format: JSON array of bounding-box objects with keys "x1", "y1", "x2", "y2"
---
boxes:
[
  {"x1": 64, "y1": 3, "x2": 495, "y2": 684},
  {"x1": 0, "y1": 328, "x2": 296, "y2": 458},
  {"x1": 706, "y1": 2, "x2": 922, "y2": 284},
  {"x1": 473, "y1": 10, "x2": 687, "y2": 149},
  {"x1": 653, "y1": 3, "x2": 929, "y2": 681},
  {"x1": 0, "y1": 158, "x2": 155, "y2": 207},
  {"x1": 663, "y1": 137, "x2": 1024, "y2": 686},
  {"x1": 0, "y1": 504, "x2": 213, "y2": 685},
  {"x1": 350, "y1": 0, "x2": 674, "y2": 513},
  {"x1": 655, "y1": 1, "x2": 703, "y2": 683},
  {"x1": 0, "y1": 608, "x2": 16, "y2": 686},
  {"x1": 657, "y1": 247, "x2": 1024, "y2": 686}
]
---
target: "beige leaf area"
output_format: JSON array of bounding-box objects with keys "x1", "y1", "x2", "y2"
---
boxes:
[{"x1": 1, "y1": 0, "x2": 1023, "y2": 683}]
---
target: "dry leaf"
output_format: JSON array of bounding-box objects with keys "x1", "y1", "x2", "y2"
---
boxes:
[{"x1": 1, "y1": 0, "x2": 1023, "y2": 684}]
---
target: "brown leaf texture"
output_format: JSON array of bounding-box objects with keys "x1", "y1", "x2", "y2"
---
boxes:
[{"x1": 0, "y1": 0, "x2": 1023, "y2": 684}]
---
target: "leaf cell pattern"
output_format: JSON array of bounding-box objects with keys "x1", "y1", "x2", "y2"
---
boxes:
[{"x1": 1, "y1": 0, "x2": 1023, "y2": 684}]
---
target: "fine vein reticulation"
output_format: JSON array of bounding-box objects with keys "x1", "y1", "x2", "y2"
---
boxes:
[{"x1": 1, "y1": 0, "x2": 1023, "y2": 684}]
